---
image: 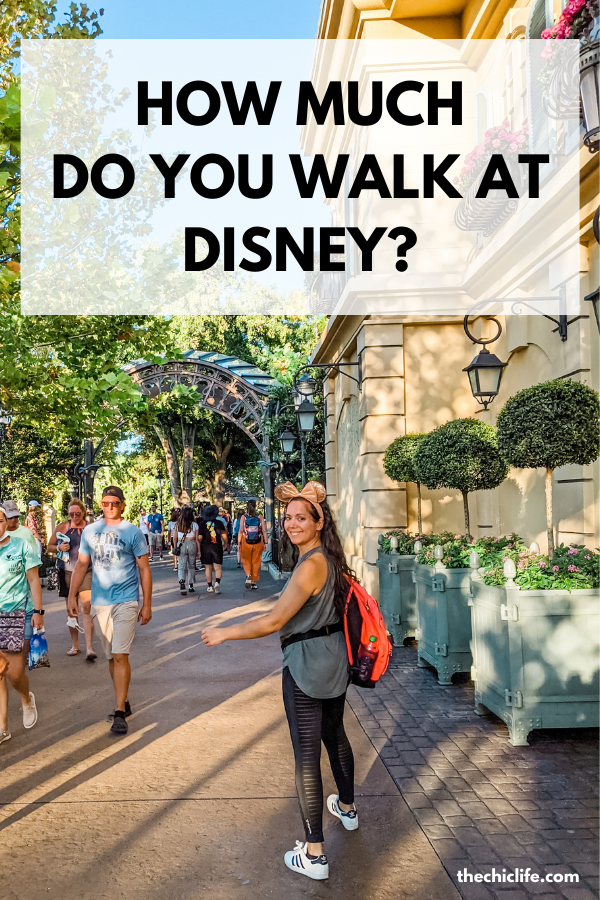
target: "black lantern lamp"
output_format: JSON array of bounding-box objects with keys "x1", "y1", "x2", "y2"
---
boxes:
[
  {"x1": 463, "y1": 347, "x2": 508, "y2": 409},
  {"x1": 463, "y1": 313, "x2": 507, "y2": 409},
  {"x1": 0, "y1": 408, "x2": 12, "y2": 502},
  {"x1": 294, "y1": 372, "x2": 316, "y2": 404},
  {"x1": 0, "y1": 408, "x2": 12, "y2": 439},
  {"x1": 297, "y1": 399, "x2": 317, "y2": 433},
  {"x1": 580, "y1": 38, "x2": 600, "y2": 152},
  {"x1": 279, "y1": 429, "x2": 296, "y2": 455}
]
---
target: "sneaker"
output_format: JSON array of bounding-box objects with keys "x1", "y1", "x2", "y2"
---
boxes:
[
  {"x1": 207, "y1": 584, "x2": 214, "y2": 593},
  {"x1": 237, "y1": 563, "x2": 241, "y2": 568},
  {"x1": 110, "y1": 712, "x2": 128, "y2": 735},
  {"x1": 284, "y1": 841, "x2": 328, "y2": 881},
  {"x1": 22, "y1": 692, "x2": 38, "y2": 729},
  {"x1": 179, "y1": 580, "x2": 187, "y2": 596},
  {"x1": 327, "y1": 794, "x2": 359, "y2": 830},
  {"x1": 245, "y1": 576, "x2": 252, "y2": 590},
  {"x1": 188, "y1": 584, "x2": 195, "y2": 593},
  {"x1": 107, "y1": 700, "x2": 132, "y2": 722},
  {"x1": 214, "y1": 583, "x2": 221, "y2": 594},
  {"x1": 0, "y1": 730, "x2": 11, "y2": 746}
]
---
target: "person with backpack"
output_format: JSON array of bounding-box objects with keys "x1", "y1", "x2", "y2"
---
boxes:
[
  {"x1": 201, "y1": 481, "x2": 360, "y2": 881},
  {"x1": 239, "y1": 500, "x2": 267, "y2": 590},
  {"x1": 198, "y1": 505, "x2": 227, "y2": 594}
]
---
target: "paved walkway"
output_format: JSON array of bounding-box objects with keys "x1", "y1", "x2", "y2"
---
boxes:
[
  {"x1": 1, "y1": 558, "x2": 457, "y2": 900},
  {"x1": 348, "y1": 644, "x2": 599, "y2": 900}
]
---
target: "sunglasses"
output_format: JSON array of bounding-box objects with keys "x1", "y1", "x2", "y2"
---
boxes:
[{"x1": 101, "y1": 499, "x2": 122, "y2": 508}]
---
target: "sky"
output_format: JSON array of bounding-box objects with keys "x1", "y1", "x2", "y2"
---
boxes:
[{"x1": 56, "y1": 0, "x2": 323, "y2": 39}]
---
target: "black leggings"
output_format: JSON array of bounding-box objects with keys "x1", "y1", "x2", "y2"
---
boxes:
[{"x1": 282, "y1": 666, "x2": 355, "y2": 844}]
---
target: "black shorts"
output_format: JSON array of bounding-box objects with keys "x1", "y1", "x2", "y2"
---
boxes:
[{"x1": 201, "y1": 545, "x2": 223, "y2": 566}]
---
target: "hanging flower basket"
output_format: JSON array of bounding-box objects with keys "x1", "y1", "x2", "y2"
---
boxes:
[
  {"x1": 540, "y1": 4, "x2": 599, "y2": 119},
  {"x1": 454, "y1": 134, "x2": 525, "y2": 237}
]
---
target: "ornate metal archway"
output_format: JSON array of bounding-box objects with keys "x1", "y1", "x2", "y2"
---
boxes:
[
  {"x1": 124, "y1": 350, "x2": 279, "y2": 459},
  {"x1": 123, "y1": 351, "x2": 280, "y2": 557}
]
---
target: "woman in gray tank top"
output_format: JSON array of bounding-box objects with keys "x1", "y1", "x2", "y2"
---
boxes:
[{"x1": 202, "y1": 481, "x2": 358, "y2": 882}]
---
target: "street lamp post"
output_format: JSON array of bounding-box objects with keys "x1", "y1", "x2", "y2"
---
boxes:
[
  {"x1": 0, "y1": 409, "x2": 12, "y2": 501},
  {"x1": 156, "y1": 471, "x2": 165, "y2": 517},
  {"x1": 296, "y1": 399, "x2": 317, "y2": 484}
]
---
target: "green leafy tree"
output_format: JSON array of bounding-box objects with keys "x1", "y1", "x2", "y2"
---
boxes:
[
  {"x1": 383, "y1": 433, "x2": 427, "y2": 532},
  {"x1": 497, "y1": 379, "x2": 600, "y2": 557},
  {"x1": 414, "y1": 418, "x2": 509, "y2": 541},
  {"x1": 2, "y1": 420, "x2": 80, "y2": 502}
]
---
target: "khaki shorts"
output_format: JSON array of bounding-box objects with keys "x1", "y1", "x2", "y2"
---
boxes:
[
  {"x1": 148, "y1": 532, "x2": 162, "y2": 549},
  {"x1": 92, "y1": 600, "x2": 139, "y2": 660}
]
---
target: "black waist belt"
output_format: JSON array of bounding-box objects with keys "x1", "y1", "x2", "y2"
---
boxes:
[{"x1": 281, "y1": 620, "x2": 343, "y2": 652}]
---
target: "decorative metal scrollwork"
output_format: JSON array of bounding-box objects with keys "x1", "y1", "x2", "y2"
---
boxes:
[{"x1": 124, "y1": 352, "x2": 280, "y2": 456}]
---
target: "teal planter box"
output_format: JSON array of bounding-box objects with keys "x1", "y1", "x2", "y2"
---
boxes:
[
  {"x1": 376, "y1": 550, "x2": 417, "y2": 646},
  {"x1": 469, "y1": 578, "x2": 600, "y2": 746},
  {"x1": 413, "y1": 562, "x2": 473, "y2": 684}
]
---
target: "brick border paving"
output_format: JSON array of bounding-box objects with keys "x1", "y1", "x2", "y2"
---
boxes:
[{"x1": 346, "y1": 643, "x2": 599, "y2": 900}]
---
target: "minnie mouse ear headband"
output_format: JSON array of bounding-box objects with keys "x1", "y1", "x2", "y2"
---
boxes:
[{"x1": 274, "y1": 481, "x2": 326, "y2": 524}]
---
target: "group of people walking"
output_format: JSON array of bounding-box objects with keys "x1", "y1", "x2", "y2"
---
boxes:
[
  {"x1": 0, "y1": 481, "x2": 359, "y2": 882},
  {"x1": 145, "y1": 501, "x2": 268, "y2": 596}
]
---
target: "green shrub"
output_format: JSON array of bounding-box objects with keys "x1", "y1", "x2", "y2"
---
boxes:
[
  {"x1": 379, "y1": 530, "x2": 434, "y2": 555},
  {"x1": 414, "y1": 419, "x2": 508, "y2": 540},
  {"x1": 482, "y1": 543, "x2": 600, "y2": 592},
  {"x1": 497, "y1": 379, "x2": 600, "y2": 557},
  {"x1": 417, "y1": 532, "x2": 526, "y2": 569},
  {"x1": 383, "y1": 433, "x2": 427, "y2": 531}
]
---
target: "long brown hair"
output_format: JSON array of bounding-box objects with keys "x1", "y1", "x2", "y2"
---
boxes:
[{"x1": 280, "y1": 496, "x2": 356, "y2": 618}]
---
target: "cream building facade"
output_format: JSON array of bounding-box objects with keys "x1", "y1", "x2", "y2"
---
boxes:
[{"x1": 307, "y1": 0, "x2": 599, "y2": 599}]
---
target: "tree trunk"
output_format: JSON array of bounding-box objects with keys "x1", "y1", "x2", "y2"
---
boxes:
[
  {"x1": 545, "y1": 466, "x2": 555, "y2": 558},
  {"x1": 416, "y1": 481, "x2": 422, "y2": 534},
  {"x1": 181, "y1": 419, "x2": 196, "y2": 506},
  {"x1": 210, "y1": 437, "x2": 233, "y2": 504},
  {"x1": 153, "y1": 422, "x2": 182, "y2": 506},
  {"x1": 462, "y1": 491, "x2": 471, "y2": 542}
]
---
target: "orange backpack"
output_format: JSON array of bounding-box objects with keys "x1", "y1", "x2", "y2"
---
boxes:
[{"x1": 343, "y1": 577, "x2": 392, "y2": 688}]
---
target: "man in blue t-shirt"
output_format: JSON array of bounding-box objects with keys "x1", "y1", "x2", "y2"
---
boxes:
[
  {"x1": 68, "y1": 485, "x2": 152, "y2": 736},
  {"x1": 146, "y1": 504, "x2": 164, "y2": 561}
]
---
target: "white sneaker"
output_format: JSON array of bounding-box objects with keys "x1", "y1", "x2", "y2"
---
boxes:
[
  {"x1": 284, "y1": 841, "x2": 328, "y2": 881},
  {"x1": 0, "y1": 730, "x2": 11, "y2": 746},
  {"x1": 214, "y1": 583, "x2": 221, "y2": 594},
  {"x1": 327, "y1": 794, "x2": 359, "y2": 830},
  {"x1": 206, "y1": 584, "x2": 214, "y2": 593},
  {"x1": 22, "y1": 692, "x2": 38, "y2": 729}
]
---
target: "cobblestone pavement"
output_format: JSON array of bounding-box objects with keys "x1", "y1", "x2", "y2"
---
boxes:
[{"x1": 346, "y1": 643, "x2": 599, "y2": 900}]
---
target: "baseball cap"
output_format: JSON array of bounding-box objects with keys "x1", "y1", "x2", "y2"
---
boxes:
[
  {"x1": 2, "y1": 500, "x2": 23, "y2": 518},
  {"x1": 102, "y1": 485, "x2": 125, "y2": 502},
  {"x1": 28, "y1": 500, "x2": 41, "y2": 507}
]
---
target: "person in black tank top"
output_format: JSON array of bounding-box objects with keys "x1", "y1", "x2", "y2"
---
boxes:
[
  {"x1": 48, "y1": 498, "x2": 96, "y2": 660},
  {"x1": 202, "y1": 481, "x2": 357, "y2": 882}
]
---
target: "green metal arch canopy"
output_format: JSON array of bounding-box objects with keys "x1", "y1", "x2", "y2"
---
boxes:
[{"x1": 124, "y1": 351, "x2": 280, "y2": 457}]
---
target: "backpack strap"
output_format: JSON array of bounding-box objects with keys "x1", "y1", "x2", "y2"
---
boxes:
[{"x1": 281, "y1": 620, "x2": 343, "y2": 651}]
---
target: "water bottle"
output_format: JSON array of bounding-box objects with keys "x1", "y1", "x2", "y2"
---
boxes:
[{"x1": 357, "y1": 635, "x2": 378, "y2": 681}]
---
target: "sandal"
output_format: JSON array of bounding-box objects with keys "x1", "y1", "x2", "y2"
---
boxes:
[
  {"x1": 86, "y1": 651, "x2": 97, "y2": 661},
  {"x1": 67, "y1": 648, "x2": 81, "y2": 656}
]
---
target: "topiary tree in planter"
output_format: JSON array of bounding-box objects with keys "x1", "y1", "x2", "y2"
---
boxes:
[
  {"x1": 383, "y1": 433, "x2": 427, "y2": 532},
  {"x1": 414, "y1": 419, "x2": 509, "y2": 541},
  {"x1": 497, "y1": 379, "x2": 600, "y2": 557}
]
